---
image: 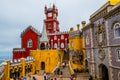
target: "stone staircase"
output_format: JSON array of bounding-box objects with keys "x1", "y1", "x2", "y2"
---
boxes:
[
  {"x1": 38, "y1": 70, "x2": 44, "y2": 75},
  {"x1": 76, "y1": 72, "x2": 90, "y2": 80},
  {"x1": 59, "y1": 64, "x2": 71, "y2": 78}
]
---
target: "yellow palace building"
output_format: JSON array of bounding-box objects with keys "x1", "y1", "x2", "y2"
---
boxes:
[{"x1": 108, "y1": 0, "x2": 120, "y2": 5}]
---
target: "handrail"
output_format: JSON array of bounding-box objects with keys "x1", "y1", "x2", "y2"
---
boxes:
[
  {"x1": 68, "y1": 61, "x2": 74, "y2": 75},
  {"x1": 0, "y1": 65, "x2": 4, "y2": 79},
  {"x1": 51, "y1": 62, "x2": 60, "y2": 73},
  {"x1": 0, "y1": 72, "x2": 4, "y2": 79}
]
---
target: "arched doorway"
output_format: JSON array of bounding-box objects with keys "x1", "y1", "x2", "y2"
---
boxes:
[
  {"x1": 99, "y1": 64, "x2": 109, "y2": 80},
  {"x1": 85, "y1": 59, "x2": 89, "y2": 72},
  {"x1": 41, "y1": 62, "x2": 45, "y2": 70},
  {"x1": 63, "y1": 50, "x2": 69, "y2": 61},
  {"x1": 40, "y1": 43, "x2": 45, "y2": 50}
]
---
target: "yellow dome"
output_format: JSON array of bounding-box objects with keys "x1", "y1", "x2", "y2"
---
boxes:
[{"x1": 108, "y1": 0, "x2": 120, "y2": 5}]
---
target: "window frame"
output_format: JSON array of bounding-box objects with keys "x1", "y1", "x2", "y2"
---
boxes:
[
  {"x1": 54, "y1": 35, "x2": 57, "y2": 40},
  {"x1": 27, "y1": 39, "x2": 32, "y2": 48},
  {"x1": 114, "y1": 22, "x2": 120, "y2": 38},
  {"x1": 86, "y1": 35, "x2": 89, "y2": 45},
  {"x1": 116, "y1": 49, "x2": 120, "y2": 61},
  {"x1": 61, "y1": 35, "x2": 64, "y2": 39},
  {"x1": 118, "y1": 72, "x2": 120, "y2": 80}
]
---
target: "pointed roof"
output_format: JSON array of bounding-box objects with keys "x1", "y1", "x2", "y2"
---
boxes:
[
  {"x1": 40, "y1": 23, "x2": 49, "y2": 43},
  {"x1": 21, "y1": 25, "x2": 41, "y2": 37}
]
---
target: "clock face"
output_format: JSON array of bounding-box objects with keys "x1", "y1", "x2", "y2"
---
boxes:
[{"x1": 48, "y1": 13, "x2": 52, "y2": 17}]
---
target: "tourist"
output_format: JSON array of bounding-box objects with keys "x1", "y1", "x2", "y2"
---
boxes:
[
  {"x1": 54, "y1": 75, "x2": 57, "y2": 80},
  {"x1": 33, "y1": 76, "x2": 37, "y2": 80},
  {"x1": 89, "y1": 75, "x2": 93, "y2": 80},
  {"x1": 44, "y1": 72, "x2": 47, "y2": 80},
  {"x1": 59, "y1": 71, "x2": 63, "y2": 80},
  {"x1": 20, "y1": 76, "x2": 24, "y2": 80},
  {"x1": 62, "y1": 62, "x2": 65, "y2": 68}
]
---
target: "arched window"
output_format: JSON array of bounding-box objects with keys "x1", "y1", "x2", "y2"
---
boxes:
[
  {"x1": 54, "y1": 43, "x2": 57, "y2": 49},
  {"x1": 86, "y1": 50, "x2": 90, "y2": 58},
  {"x1": 61, "y1": 43, "x2": 64, "y2": 48},
  {"x1": 114, "y1": 23, "x2": 120, "y2": 38},
  {"x1": 117, "y1": 49, "x2": 120, "y2": 60},
  {"x1": 54, "y1": 36, "x2": 57, "y2": 40},
  {"x1": 27, "y1": 39, "x2": 32, "y2": 48},
  {"x1": 51, "y1": 39, "x2": 53, "y2": 49},
  {"x1": 118, "y1": 72, "x2": 120, "y2": 80},
  {"x1": 61, "y1": 35, "x2": 64, "y2": 39},
  {"x1": 86, "y1": 35, "x2": 89, "y2": 45}
]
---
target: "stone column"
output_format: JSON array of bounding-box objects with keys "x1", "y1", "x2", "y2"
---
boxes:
[{"x1": 20, "y1": 58, "x2": 25, "y2": 77}]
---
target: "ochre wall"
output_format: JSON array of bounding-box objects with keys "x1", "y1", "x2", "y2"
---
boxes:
[
  {"x1": 1, "y1": 59, "x2": 35, "y2": 80},
  {"x1": 69, "y1": 29, "x2": 86, "y2": 72},
  {"x1": 108, "y1": 0, "x2": 120, "y2": 5},
  {"x1": 30, "y1": 50, "x2": 64, "y2": 73}
]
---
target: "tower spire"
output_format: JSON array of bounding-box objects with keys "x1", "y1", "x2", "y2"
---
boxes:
[{"x1": 40, "y1": 22, "x2": 49, "y2": 43}]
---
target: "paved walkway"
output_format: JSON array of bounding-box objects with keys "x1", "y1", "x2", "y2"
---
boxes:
[{"x1": 27, "y1": 74, "x2": 89, "y2": 80}]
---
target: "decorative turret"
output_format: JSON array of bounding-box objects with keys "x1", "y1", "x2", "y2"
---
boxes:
[
  {"x1": 40, "y1": 23, "x2": 49, "y2": 50},
  {"x1": 81, "y1": 21, "x2": 86, "y2": 28},
  {"x1": 44, "y1": 4, "x2": 60, "y2": 34},
  {"x1": 77, "y1": 24, "x2": 80, "y2": 30}
]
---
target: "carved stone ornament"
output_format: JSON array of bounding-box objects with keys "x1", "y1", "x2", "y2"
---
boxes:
[
  {"x1": 95, "y1": 23, "x2": 105, "y2": 46},
  {"x1": 98, "y1": 48, "x2": 105, "y2": 61}
]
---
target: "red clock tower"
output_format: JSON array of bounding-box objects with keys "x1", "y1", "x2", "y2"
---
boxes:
[{"x1": 44, "y1": 4, "x2": 60, "y2": 33}]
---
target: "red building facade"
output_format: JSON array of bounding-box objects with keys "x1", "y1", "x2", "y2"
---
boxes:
[
  {"x1": 13, "y1": 5, "x2": 69, "y2": 61},
  {"x1": 13, "y1": 26, "x2": 40, "y2": 60},
  {"x1": 44, "y1": 5, "x2": 69, "y2": 50}
]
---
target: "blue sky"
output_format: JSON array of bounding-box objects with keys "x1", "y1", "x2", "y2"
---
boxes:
[{"x1": 0, "y1": 0, "x2": 106, "y2": 59}]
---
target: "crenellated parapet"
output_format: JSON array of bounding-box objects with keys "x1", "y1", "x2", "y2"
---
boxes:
[
  {"x1": 69, "y1": 24, "x2": 82, "y2": 38},
  {"x1": 0, "y1": 62, "x2": 7, "y2": 80},
  {"x1": 21, "y1": 25, "x2": 41, "y2": 37},
  {"x1": 1, "y1": 57, "x2": 35, "y2": 80},
  {"x1": 13, "y1": 48, "x2": 26, "y2": 52}
]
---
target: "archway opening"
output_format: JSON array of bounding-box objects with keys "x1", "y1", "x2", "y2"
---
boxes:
[
  {"x1": 85, "y1": 59, "x2": 89, "y2": 72},
  {"x1": 99, "y1": 64, "x2": 109, "y2": 80},
  {"x1": 40, "y1": 43, "x2": 45, "y2": 50},
  {"x1": 41, "y1": 62, "x2": 45, "y2": 70}
]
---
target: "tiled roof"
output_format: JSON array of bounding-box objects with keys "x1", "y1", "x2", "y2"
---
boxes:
[{"x1": 21, "y1": 25, "x2": 41, "y2": 37}]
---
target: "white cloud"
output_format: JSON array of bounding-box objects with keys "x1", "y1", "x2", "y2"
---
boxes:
[{"x1": 0, "y1": 0, "x2": 106, "y2": 57}]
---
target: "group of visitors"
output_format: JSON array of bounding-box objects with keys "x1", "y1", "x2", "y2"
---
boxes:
[
  {"x1": 44, "y1": 72, "x2": 51, "y2": 80},
  {"x1": 10, "y1": 76, "x2": 25, "y2": 80},
  {"x1": 10, "y1": 75, "x2": 37, "y2": 80},
  {"x1": 70, "y1": 74, "x2": 76, "y2": 80},
  {"x1": 62, "y1": 62, "x2": 66, "y2": 68}
]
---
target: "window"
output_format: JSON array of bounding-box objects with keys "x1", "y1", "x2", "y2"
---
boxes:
[
  {"x1": 61, "y1": 43, "x2": 64, "y2": 48},
  {"x1": 114, "y1": 23, "x2": 120, "y2": 38},
  {"x1": 54, "y1": 43, "x2": 57, "y2": 49},
  {"x1": 48, "y1": 25, "x2": 52, "y2": 29},
  {"x1": 118, "y1": 72, "x2": 120, "y2": 80},
  {"x1": 51, "y1": 40, "x2": 53, "y2": 49},
  {"x1": 54, "y1": 22, "x2": 56, "y2": 32},
  {"x1": 58, "y1": 39, "x2": 60, "y2": 48},
  {"x1": 117, "y1": 49, "x2": 120, "y2": 60},
  {"x1": 87, "y1": 50, "x2": 90, "y2": 58},
  {"x1": 98, "y1": 33, "x2": 102, "y2": 43},
  {"x1": 61, "y1": 35, "x2": 64, "y2": 39},
  {"x1": 27, "y1": 39, "x2": 32, "y2": 48},
  {"x1": 54, "y1": 36, "x2": 57, "y2": 40},
  {"x1": 86, "y1": 35, "x2": 89, "y2": 45},
  {"x1": 71, "y1": 41, "x2": 74, "y2": 48}
]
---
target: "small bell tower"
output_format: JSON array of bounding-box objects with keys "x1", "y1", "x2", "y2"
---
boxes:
[{"x1": 44, "y1": 4, "x2": 60, "y2": 34}]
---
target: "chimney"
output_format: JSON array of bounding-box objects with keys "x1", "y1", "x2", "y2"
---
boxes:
[
  {"x1": 77, "y1": 24, "x2": 80, "y2": 30},
  {"x1": 70, "y1": 27, "x2": 74, "y2": 32},
  {"x1": 81, "y1": 21, "x2": 86, "y2": 28}
]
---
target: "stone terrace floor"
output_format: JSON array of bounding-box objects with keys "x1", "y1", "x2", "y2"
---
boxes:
[{"x1": 27, "y1": 74, "x2": 90, "y2": 80}]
